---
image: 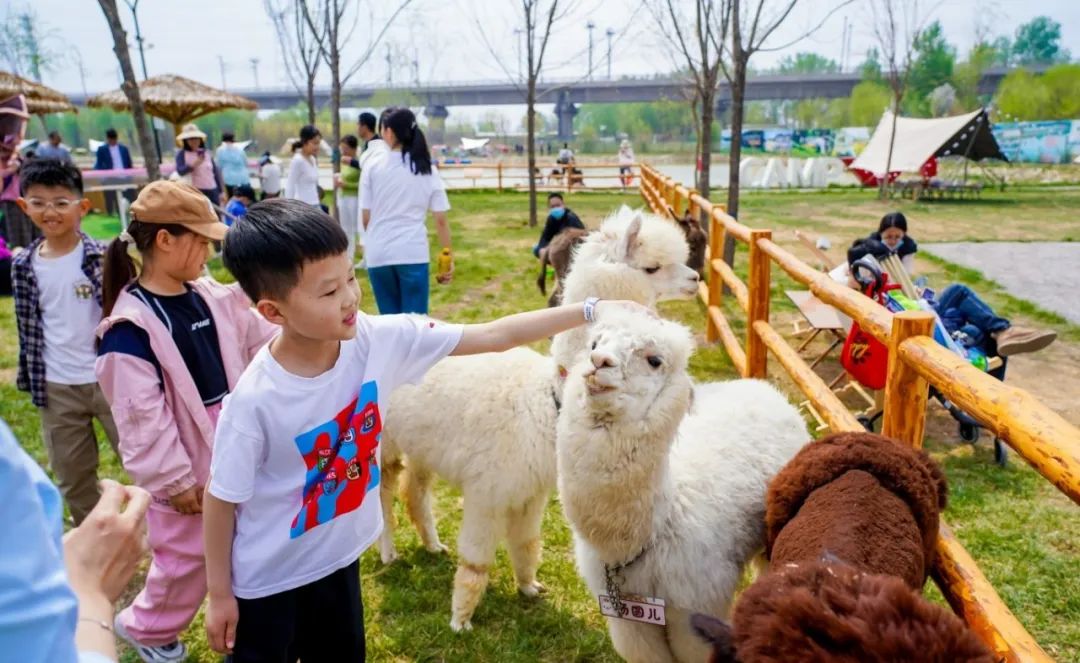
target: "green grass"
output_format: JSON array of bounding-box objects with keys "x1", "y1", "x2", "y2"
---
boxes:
[{"x1": 3, "y1": 188, "x2": 1077, "y2": 661}]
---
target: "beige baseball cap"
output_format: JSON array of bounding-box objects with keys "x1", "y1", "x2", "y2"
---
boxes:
[{"x1": 130, "y1": 180, "x2": 229, "y2": 241}]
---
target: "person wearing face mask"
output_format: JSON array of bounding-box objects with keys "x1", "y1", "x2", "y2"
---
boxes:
[
  {"x1": 532, "y1": 192, "x2": 585, "y2": 260},
  {"x1": 869, "y1": 212, "x2": 918, "y2": 273}
]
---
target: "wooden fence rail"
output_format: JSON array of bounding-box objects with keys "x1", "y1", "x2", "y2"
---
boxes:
[{"x1": 638, "y1": 162, "x2": 1080, "y2": 663}]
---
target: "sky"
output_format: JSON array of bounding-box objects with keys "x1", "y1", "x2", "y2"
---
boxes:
[{"x1": 11, "y1": 0, "x2": 1080, "y2": 123}]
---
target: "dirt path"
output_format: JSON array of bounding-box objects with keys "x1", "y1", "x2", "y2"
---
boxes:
[{"x1": 924, "y1": 242, "x2": 1080, "y2": 324}]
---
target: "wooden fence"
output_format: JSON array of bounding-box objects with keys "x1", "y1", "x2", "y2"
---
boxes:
[
  {"x1": 639, "y1": 163, "x2": 1080, "y2": 662},
  {"x1": 437, "y1": 161, "x2": 639, "y2": 192}
]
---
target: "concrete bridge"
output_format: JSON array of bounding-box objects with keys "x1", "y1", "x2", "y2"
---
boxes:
[{"x1": 70, "y1": 68, "x2": 1023, "y2": 142}]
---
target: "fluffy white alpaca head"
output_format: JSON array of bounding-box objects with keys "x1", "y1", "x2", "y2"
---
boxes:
[
  {"x1": 562, "y1": 206, "x2": 700, "y2": 306},
  {"x1": 572, "y1": 308, "x2": 695, "y2": 426}
]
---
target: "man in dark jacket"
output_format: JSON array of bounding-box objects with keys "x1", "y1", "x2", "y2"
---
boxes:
[
  {"x1": 92, "y1": 128, "x2": 133, "y2": 215},
  {"x1": 533, "y1": 192, "x2": 585, "y2": 259}
]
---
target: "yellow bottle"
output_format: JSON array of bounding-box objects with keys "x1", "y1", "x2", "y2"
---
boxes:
[{"x1": 437, "y1": 248, "x2": 453, "y2": 279}]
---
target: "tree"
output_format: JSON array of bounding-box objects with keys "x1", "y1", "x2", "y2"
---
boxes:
[
  {"x1": 720, "y1": 0, "x2": 850, "y2": 264},
  {"x1": 953, "y1": 40, "x2": 999, "y2": 110},
  {"x1": 994, "y1": 64, "x2": 1080, "y2": 121},
  {"x1": 649, "y1": 0, "x2": 729, "y2": 205},
  {"x1": 777, "y1": 52, "x2": 839, "y2": 75},
  {"x1": 928, "y1": 82, "x2": 956, "y2": 117},
  {"x1": 859, "y1": 48, "x2": 883, "y2": 81},
  {"x1": 849, "y1": 80, "x2": 891, "y2": 125},
  {"x1": 868, "y1": 0, "x2": 932, "y2": 198},
  {"x1": 906, "y1": 20, "x2": 954, "y2": 116},
  {"x1": 300, "y1": 0, "x2": 413, "y2": 218},
  {"x1": 474, "y1": 1, "x2": 573, "y2": 227},
  {"x1": 96, "y1": 0, "x2": 160, "y2": 181},
  {"x1": 0, "y1": 7, "x2": 60, "y2": 82},
  {"x1": 265, "y1": 0, "x2": 324, "y2": 124},
  {"x1": 1012, "y1": 16, "x2": 1070, "y2": 65}
]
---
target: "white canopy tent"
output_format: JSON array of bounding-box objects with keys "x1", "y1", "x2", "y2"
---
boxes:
[{"x1": 851, "y1": 108, "x2": 1006, "y2": 177}]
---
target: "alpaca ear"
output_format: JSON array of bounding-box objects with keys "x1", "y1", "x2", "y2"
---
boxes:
[
  {"x1": 621, "y1": 214, "x2": 642, "y2": 259},
  {"x1": 617, "y1": 204, "x2": 632, "y2": 217},
  {"x1": 691, "y1": 614, "x2": 738, "y2": 661}
]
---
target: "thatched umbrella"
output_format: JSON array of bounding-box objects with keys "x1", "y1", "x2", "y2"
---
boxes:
[
  {"x1": 0, "y1": 71, "x2": 77, "y2": 114},
  {"x1": 86, "y1": 74, "x2": 257, "y2": 133}
]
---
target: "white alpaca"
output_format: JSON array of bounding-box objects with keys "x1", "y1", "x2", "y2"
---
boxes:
[
  {"x1": 379, "y1": 207, "x2": 701, "y2": 631},
  {"x1": 557, "y1": 310, "x2": 809, "y2": 663}
]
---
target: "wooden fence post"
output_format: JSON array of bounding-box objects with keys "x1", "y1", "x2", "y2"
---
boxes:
[
  {"x1": 672, "y1": 186, "x2": 684, "y2": 217},
  {"x1": 882, "y1": 310, "x2": 936, "y2": 447},
  {"x1": 705, "y1": 211, "x2": 725, "y2": 344},
  {"x1": 745, "y1": 229, "x2": 772, "y2": 378},
  {"x1": 497, "y1": 162, "x2": 503, "y2": 192}
]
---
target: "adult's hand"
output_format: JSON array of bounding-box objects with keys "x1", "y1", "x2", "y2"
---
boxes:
[{"x1": 62, "y1": 480, "x2": 150, "y2": 604}]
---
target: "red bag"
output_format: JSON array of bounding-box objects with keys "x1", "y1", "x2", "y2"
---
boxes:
[{"x1": 841, "y1": 323, "x2": 889, "y2": 390}]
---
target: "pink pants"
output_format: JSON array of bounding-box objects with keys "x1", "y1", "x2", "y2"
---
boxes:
[
  {"x1": 118, "y1": 506, "x2": 207, "y2": 645},
  {"x1": 118, "y1": 401, "x2": 221, "y2": 646}
]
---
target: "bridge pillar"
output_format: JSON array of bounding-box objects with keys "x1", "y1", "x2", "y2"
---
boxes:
[
  {"x1": 555, "y1": 91, "x2": 577, "y2": 142},
  {"x1": 425, "y1": 104, "x2": 450, "y2": 144}
]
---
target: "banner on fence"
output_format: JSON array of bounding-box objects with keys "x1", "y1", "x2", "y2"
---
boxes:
[{"x1": 992, "y1": 120, "x2": 1073, "y2": 164}]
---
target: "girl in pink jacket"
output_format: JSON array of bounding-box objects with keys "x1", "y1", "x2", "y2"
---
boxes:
[{"x1": 94, "y1": 181, "x2": 275, "y2": 662}]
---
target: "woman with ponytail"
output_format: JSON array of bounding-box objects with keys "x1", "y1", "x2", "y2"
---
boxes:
[
  {"x1": 359, "y1": 106, "x2": 453, "y2": 314},
  {"x1": 95, "y1": 181, "x2": 275, "y2": 661}
]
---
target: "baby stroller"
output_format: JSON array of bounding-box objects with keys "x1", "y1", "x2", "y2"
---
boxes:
[{"x1": 840, "y1": 256, "x2": 1009, "y2": 466}]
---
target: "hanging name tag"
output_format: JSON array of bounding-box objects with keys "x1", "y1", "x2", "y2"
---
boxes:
[{"x1": 598, "y1": 594, "x2": 666, "y2": 626}]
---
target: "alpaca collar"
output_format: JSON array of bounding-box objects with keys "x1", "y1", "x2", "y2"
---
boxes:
[{"x1": 604, "y1": 542, "x2": 651, "y2": 578}]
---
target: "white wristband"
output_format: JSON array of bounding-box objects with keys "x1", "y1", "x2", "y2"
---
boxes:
[{"x1": 583, "y1": 297, "x2": 600, "y2": 323}]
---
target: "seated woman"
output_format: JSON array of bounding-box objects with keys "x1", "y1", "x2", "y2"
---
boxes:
[
  {"x1": 835, "y1": 237, "x2": 1056, "y2": 357},
  {"x1": 532, "y1": 192, "x2": 585, "y2": 259},
  {"x1": 870, "y1": 211, "x2": 918, "y2": 273}
]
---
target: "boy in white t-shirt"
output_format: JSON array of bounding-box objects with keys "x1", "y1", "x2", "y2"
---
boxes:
[
  {"x1": 12, "y1": 159, "x2": 120, "y2": 525},
  {"x1": 204, "y1": 199, "x2": 637, "y2": 660}
]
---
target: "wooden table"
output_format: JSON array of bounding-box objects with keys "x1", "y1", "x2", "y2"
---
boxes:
[{"x1": 786, "y1": 290, "x2": 851, "y2": 369}]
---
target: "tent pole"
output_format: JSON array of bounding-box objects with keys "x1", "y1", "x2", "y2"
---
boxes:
[{"x1": 961, "y1": 111, "x2": 982, "y2": 187}]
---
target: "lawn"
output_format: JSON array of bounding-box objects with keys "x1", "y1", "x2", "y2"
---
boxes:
[{"x1": 1, "y1": 187, "x2": 1077, "y2": 662}]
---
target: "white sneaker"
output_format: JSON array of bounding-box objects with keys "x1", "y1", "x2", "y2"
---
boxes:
[{"x1": 114, "y1": 614, "x2": 188, "y2": 662}]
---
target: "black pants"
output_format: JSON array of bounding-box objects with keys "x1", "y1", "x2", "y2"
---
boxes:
[{"x1": 228, "y1": 558, "x2": 365, "y2": 663}]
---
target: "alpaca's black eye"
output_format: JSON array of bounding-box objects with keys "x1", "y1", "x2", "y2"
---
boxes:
[
  {"x1": 647, "y1": 355, "x2": 663, "y2": 368},
  {"x1": 644, "y1": 265, "x2": 660, "y2": 274},
  {"x1": 592, "y1": 339, "x2": 598, "y2": 350}
]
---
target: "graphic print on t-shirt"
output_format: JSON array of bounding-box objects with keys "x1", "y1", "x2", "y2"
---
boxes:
[{"x1": 290, "y1": 380, "x2": 382, "y2": 538}]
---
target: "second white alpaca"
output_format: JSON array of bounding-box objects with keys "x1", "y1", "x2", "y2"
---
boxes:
[
  {"x1": 557, "y1": 310, "x2": 809, "y2": 663},
  {"x1": 379, "y1": 207, "x2": 701, "y2": 631}
]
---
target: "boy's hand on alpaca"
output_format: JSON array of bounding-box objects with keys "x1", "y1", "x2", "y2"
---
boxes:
[
  {"x1": 206, "y1": 593, "x2": 239, "y2": 654},
  {"x1": 170, "y1": 485, "x2": 203, "y2": 514}
]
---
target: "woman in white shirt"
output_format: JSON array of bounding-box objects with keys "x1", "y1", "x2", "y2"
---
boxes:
[
  {"x1": 285, "y1": 125, "x2": 321, "y2": 206},
  {"x1": 360, "y1": 107, "x2": 453, "y2": 315}
]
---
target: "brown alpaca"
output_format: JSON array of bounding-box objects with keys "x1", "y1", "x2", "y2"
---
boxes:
[
  {"x1": 693, "y1": 562, "x2": 997, "y2": 663},
  {"x1": 536, "y1": 227, "x2": 589, "y2": 307},
  {"x1": 676, "y1": 211, "x2": 707, "y2": 276},
  {"x1": 692, "y1": 432, "x2": 995, "y2": 663},
  {"x1": 766, "y1": 431, "x2": 947, "y2": 588}
]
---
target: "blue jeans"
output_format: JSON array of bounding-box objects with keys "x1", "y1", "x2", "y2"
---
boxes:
[
  {"x1": 932, "y1": 284, "x2": 1010, "y2": 348},
  {"x1": 367, "y1": 263, "x2": 430, "y2": 314}
]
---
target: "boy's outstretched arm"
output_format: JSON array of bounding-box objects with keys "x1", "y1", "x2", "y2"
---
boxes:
[
  {"x1": 203, "y1": 492, "x2": 240, "y2": 655},
  {"x1": 451, "y1": 300, "x2": 644, "y2": 356}
]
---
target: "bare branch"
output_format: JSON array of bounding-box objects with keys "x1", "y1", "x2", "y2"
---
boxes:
[{"x1": 341, "y1": 0, "x2": 415, "y2": 83}]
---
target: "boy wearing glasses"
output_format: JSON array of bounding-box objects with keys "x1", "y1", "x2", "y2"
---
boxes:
[{"x1": 13, "y1": 159, "x2": 119, "y2": 524}]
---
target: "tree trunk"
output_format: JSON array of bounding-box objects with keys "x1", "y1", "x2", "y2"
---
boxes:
[
  {"x1": 880, "y1": 94, "x2": 900, "y2": 200},
  {"x1": 306, "y1": 77, "x2": 317, "y2": 125},
  {"x1": 526, "y1": 81, "x2": 538, "y2": 227},
  {"x1": 698, "y1": 87, "x2": 715, "y2": 202},
  {"x1": 97, "y1": 0, "x2": 160, "y2": 182},
  {"x1": 723, "y1": 54, "x2": 747, "y2": 269},
  {"x1": 330, "y1": 58, "x2": 341, "y2": 220}
]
